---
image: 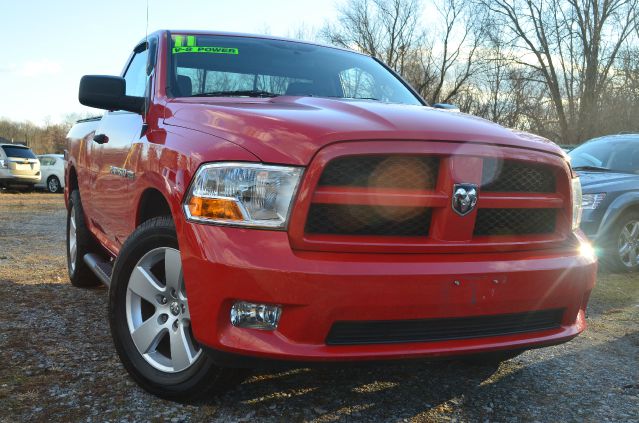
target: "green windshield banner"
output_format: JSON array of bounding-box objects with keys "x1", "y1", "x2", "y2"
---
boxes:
[
  {"x1": 173, "y1": 35, "x2": 196, "y2": 47},
  {"x1": 172, "y1": 46, "x2": 239, "y2": 55}
]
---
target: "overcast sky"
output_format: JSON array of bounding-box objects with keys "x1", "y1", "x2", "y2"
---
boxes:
[{"x1": 0, "y1": 0, "x2": 339, "y2": 124}]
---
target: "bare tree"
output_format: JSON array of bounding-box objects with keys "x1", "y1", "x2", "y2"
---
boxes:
[
  {"x1": 322, "y1": 0, "x2": 485, "y2": 107},
  {"x1": 321, "y1": 0, "x2": 424, "y2": 75},
  {"x1": 478, "y1": 0, "x2": 638, "y2": 144},
  {"x1": 595, "y1": 47, "x2": 639, "y2": 135},
  {"x1": 0, "y1": 118, "x2": 70, "y2": 154},
  {"x1": 417, "y1": 0, "x2": 485, "y2": 104}
]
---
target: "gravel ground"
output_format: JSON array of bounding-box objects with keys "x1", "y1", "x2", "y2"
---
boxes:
[{"x1": 0, "y1": 192, "x2": 637, "y2": 422}]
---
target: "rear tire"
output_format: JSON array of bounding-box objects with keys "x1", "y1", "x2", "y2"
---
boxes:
[
  {"x1": 603, "y1": 211, "x2": 639, "y2": 273},
  {"x1": 47, "y1": 175, "x2": 62, "y2": 193},
  {"x1": 66, "y1": 190, "x2": 102, "y2": 287},
  {"x1": 109, "y1": 216, "x2": 244, "y2": 402}
]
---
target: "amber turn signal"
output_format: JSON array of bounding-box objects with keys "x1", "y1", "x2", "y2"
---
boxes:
[{"x1": 187, "y1": 197, "x2": 244, "y2": 221}]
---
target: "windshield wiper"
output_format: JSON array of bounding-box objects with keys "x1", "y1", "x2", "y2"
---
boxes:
[
  {"x1": 332, "y1": 96, "x2": 382, "y2": 101},
  {"x1": 572, "y1": 165, "x2": 611, "y2": 172},
  {"x1": 190, "y1": 90, "x2": 279, "y2": 98}
]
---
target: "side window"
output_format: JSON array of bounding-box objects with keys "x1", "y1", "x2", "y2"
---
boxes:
[{"x1": 123, "y1": 49, "x2": 149, "y2": 97}]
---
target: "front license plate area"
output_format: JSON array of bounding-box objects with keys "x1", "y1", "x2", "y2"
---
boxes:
[{"x1": 447, "y1": 275, "x2": 508, "y2": 305}]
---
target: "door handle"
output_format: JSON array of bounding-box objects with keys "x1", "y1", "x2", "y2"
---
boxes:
[{"x1": 93, "y1": 134, "x2": 109, "y2": 144}]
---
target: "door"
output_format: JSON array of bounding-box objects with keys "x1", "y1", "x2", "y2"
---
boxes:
[{"x1": 88, "y1": 45, "x2": 149, "y2": 250}]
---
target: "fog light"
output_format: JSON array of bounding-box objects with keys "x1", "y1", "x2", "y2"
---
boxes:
[{"x1": 230, "y1": 301, "x2": 281, "y2": 330}]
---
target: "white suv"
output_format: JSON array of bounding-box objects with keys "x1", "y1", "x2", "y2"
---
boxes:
[
  {"x1": 0, "y1": 144, "x2": 41, "y2": 191},
  {"x1": 35, "y1": 154, "x2": 65, "y2": 193}
]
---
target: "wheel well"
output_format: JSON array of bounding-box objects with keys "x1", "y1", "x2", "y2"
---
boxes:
[
  {"x1": 602, "y1": 203, "x2": 639, "y2": 239},
  {"x1": 615, "y1": 205, "x2": 639, "y2": 225},
  {"x1": 137, "y1": 189, "x2": 172, "y2": 226},
  {"x1": 621, "y1": 204, "x2": 639, "y2": 216},
  {"x1": 68, "y1": 166, "x2": 78, "y2": 192}
]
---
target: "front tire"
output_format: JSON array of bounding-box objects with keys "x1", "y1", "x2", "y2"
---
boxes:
[
  {"x1": 67, "y1": 190, "x2": 102, "y2": 287},
  {"x1": 47, "y1": 175, "x2": 62, "y2": 193},
  {"x1": 604, "y1": 211, "x2": 639, "y2": 272},
  {"x1": 109, "y1": 216, "x2": 243, "y2": 401}
]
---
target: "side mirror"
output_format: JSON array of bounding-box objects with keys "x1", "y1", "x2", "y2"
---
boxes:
[
  {"x1": 432, "y1": 103, "x2": 460, "y2": 112},
  {"x1": 79, "y1": 75, "x2": 144, "y2": 114}
]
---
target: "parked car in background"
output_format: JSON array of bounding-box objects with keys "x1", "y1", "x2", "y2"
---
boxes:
[
  {"x1": 569, "y1": 134, "x2": 639, "y2": 271},
  {"x1": 0, "y1": 143, "x2": 40, "y2": 191},
  {"x1": 36, "y1": 154, "x2": 65, "y2": 193}
]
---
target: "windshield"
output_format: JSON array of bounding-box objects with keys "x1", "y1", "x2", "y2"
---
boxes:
[
  {"x1": 569, "y1": 138, "x2": 639, "y2": 174},
  {"x1": 168, "y1": 34, "x2": 423, "y2": 106},
  {"x1": 1, "y1": 146, "x2": 36, "y2": 159}
]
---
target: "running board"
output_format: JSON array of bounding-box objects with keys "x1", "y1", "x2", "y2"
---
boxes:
[{"x1": 83, "y1": 253, "x2": 113, "y2": 288}]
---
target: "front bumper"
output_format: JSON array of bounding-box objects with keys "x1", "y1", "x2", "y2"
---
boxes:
[{"x1": 179, "y1": 223, "x2": 596, "y2": 364}]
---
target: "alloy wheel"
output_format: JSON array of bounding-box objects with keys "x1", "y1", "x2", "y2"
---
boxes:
[
  {"x1": 48, "y1": 177, "x2": 60, "y2": 193},
  {"x1": 125, "y1": 247, "x2": 201, "y2": 373},
  {"x1": 617, "y1": 220, "x2": 639, "y2": 268}
]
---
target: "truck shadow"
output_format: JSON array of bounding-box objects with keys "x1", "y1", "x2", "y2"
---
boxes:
[
  {"x1": 221, "y1": 359, "x2": 500, "y2": 420},
  {"x1": 215, "y1": 330, "x2": 638, "y2": 421}
]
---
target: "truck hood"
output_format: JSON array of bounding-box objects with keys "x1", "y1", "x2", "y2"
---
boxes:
[{"x1": 164, "y1": 96, "x2": 564, "y2": 165}]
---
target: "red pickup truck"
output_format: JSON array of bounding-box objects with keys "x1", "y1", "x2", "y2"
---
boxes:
[{"x1": 65, "y1": 30, "x2": 597, "y2": 401}]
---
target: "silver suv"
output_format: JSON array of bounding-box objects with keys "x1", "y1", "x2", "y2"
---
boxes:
[{"x1": 0, "y1": 144, "x2": 41, "y2": 191}]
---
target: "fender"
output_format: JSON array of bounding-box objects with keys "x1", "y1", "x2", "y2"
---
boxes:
[
  {"x1": 128, "y1": 125, "x2": 260, "y2": 248},
  {"x1": 595, "y1": 191, "x2": 639, "y2": 241}
]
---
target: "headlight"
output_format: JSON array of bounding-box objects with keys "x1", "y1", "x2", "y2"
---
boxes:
[
  {"x1": 571, "y1": 177, "x2": 583, "y2": 231},
  {"x1": 582, "y1": 193, "x2": 606, "y2": 210},
  {"x1": 184, "y1": 162, "x2": 303, "y2": 229}
]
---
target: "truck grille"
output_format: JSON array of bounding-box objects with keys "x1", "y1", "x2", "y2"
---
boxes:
[
  {"x1": 481, "y1": 158, "x2": 555, "y2": 192},
  {"x1": 291, "y1": 145, "x2": 570, "y2": 253},
  {"x1": 326, "y1": 309, "x2": 565, "y2": 345},
  {"x1": 319, "y1": 155, "x2": 439, "y2": 189},
  {"x1": 474, "y1": 209, "x2": 557, "y2": 236},
  {"x1": 306, "y1": 204, "x2": 431, "y2": 236}
]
